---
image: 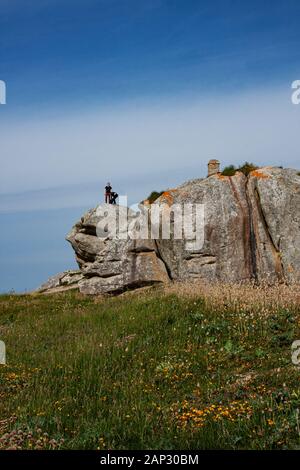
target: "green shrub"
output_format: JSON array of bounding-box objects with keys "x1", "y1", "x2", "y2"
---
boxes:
[
  {"x1": 222, "y1": 165, "x2": 236, "y2": 176},
  {"x1": 147, "y1": 190, "x2": 164, "y2": 203},
  {"x1": 238, "y1": 162, "x2": 258, "y2": 176},
  {"x1": 221, "y1": 162, "x2": 258, "y2": 177}
]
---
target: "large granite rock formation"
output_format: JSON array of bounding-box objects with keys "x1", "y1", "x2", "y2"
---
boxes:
[
  {"x1": 156, "y1": 167, "x2": 300, "y2": 285},
  {"x1": 62, "y1": 166, "x2": 300, "y2": 294},
  {"x1": 66, "y1": 205, "x2": 169, "y2": 294}
]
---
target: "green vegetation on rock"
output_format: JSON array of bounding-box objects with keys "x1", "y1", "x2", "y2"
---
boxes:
[
  {"x1": 221, "y1": 162, "x2": 258, "y2": 177},
  {"x1": 146, "y1": 190, "x2": 164, "y2": 203},
  {"x1": 221, "y1": 165, "x2": 237, "y2": 176}
]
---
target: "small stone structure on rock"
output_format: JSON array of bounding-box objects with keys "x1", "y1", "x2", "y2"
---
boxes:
[{"x1": 207, "y1": 159, "x2": 220, "y2": 177}]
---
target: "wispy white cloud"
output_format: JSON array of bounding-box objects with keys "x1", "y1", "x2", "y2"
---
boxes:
[{"x1": 1, "y1": 86, "x2": 299, "y2": 210}]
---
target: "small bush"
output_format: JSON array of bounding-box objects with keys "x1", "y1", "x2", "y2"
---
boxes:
[
  {"x1": 222, "y1": 165, "x2": 236, "y2": 176},
  {"x1": 221, "y1": 162, "x2": 258, "y2": 177},
  {"x1": 147, "y1": 190, "x2": 164, "y2": 203},
  {"x1": 238, "y1": 162, "x2": 258, "y2": 176}
]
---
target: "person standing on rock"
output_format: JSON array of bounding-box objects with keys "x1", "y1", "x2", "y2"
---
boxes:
[{"x1": 105, "y1": 182, "x2": 112, "y2": 203}]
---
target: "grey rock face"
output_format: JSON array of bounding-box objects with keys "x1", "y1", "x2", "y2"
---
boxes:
[
  {"x1": 37, "y1": 270, "x2": 84, "y2": 293},
  {"x1": 64, "y1": 167, "x2": 300, "y2": 294},
  {"x1": 246, "y1": 167, "x2": 300, "y2": 284},
  {"x1": 66, "y1": 204, "x2": 169, "y2": 294},
  {"x1": 156, "y1": 172, "x2": 253, "y2": 283},
  {"x1": 156, "y1": 167, "x2": 300, "y2": 284}
]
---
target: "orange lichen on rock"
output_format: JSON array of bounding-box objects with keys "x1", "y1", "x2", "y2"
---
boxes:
[
  {"x1": 216, "y1": 174, "x2": 230, "y2": 180},
  {"x1": 160, "y1": 189, "x2": 177, "y2": 206},
  {"x1": 250, "y1": 169, "x2": 270, "y2": 179}
]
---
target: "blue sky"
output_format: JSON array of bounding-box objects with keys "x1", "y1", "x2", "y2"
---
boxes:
[
  {"x1": 1, "y1": 0, "x2": 300, "y2": 112},
  {"x1": 0, "y1": 0, "x2": 300, "y2": 292}
]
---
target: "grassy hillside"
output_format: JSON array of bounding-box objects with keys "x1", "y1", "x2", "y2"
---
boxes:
[{"x1": 1, "y1": 283, "x2": 300, "y2": 450}]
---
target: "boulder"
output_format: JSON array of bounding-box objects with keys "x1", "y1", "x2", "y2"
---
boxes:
[
  {"x1": 66, "y1": 204, "x2": 170, "y2": 294},
  {"x1": 156, "y1": 172, "x2": 253, "y2": 282},
  {"x1": 64, "y1": 166, "x2": 300, "y2": 295},
  {"x1": 155, "y1": 167, "x2": 300, "y2": 284},
  {"x1": 246, "y1": 167, "x2": 300, "y2": 283},
  {"x1": 37, "y1": 270, "x2": 84, "y2": 293}
]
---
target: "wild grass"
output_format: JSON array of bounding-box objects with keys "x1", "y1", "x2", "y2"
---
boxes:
[{"x1": 0, "y1": 282, "x2": 300, "y2": 450}]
